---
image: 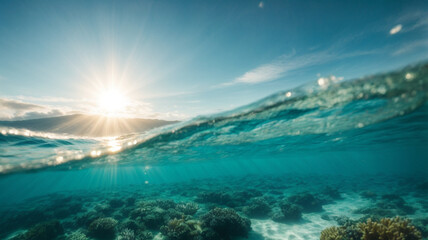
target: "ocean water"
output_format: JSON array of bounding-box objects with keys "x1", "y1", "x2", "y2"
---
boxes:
[{"x1": 0, "y1": 62, "x2": 427, "y2": 240}]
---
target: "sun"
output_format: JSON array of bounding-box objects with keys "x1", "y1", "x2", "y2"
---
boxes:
[{"x1": 96, "y1": 88, "x2": 129, "y2": 116}]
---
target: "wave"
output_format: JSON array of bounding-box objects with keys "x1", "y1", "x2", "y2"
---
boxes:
[{"x1": 1, "y1": 61, "x2": 427, "y2": 175}]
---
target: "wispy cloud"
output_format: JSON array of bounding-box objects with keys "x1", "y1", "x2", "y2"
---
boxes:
[
  {"x1": 0, "y1": 98, "x2": 66, "y2": 120},
  {"x1": 227, "y1": 47, "x2": 377, "y2": 86},
  {"x1": 233, "y1": 51, "x2": 332, "y2": 84},
  {"x1": 391, "y1": 11, "x2": 428, "y2": 34},
  {"x1": 392, "y1": 39, "x2": 428, "y2": 55},
  {"x1": 0, "y1": 96, "x2": 188, "y2": 121}
]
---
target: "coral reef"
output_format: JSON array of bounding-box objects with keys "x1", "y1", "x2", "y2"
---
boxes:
[
  {"x1": 280, "y1": 202, "x2": 302, "y2": 222},
  {"x1": 160, "y1": 217, "x2": 201, "y2": 240},
  {"x1": 175, "y1": 202, "x2": 199, "y2": 216},
  {"x1": 355, "y1": 194, "x2": 416, "y2": 219},
  {"x1": 287, "y1": 192, "x2": 323, "y2": 213},
  {"x1": 320, "y1": 226, "x2": 345, "y2": 240},
  {"x1": 320, "y1": 217, "x2": 422, "y2": 240},
  {"x1": 88, "y1": 217, "x2": 118, "y2": 239},
  {"x1": 130, "y1": 202, "x2": 169, "y2": 229},
  {"x1": 242, "y1": 197, "x2": 271, "y2": 218},
  {"x1": 0, "y1": 174, "x2": 426, "y2": 240},
  {"x1": 200, "y1": 207, "x2": 251, "y2": 239},
  {"x1": 12, "y1": 221, "x2": 64, "y2": 240},
  {"x1": 66, "y1": 231, "x2": 89, "y2": 240},
  {"x1": 117, "y1": 228, "x2": 136, "y2": 240},
  {"x1": 358, "y1": 217, "x2": 422, "y2": 240}
]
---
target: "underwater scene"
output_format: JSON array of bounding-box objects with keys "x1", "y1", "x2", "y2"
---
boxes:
[{"x1": 0, "y1": 62, "x2": 427, "y2": 240}]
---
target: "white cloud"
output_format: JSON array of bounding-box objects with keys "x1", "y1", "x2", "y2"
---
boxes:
[
  {"x1": 236, "y1": 59, "x2": 291, "y2": 84},
  {"x1": 0, "y1": 98, "x2": 66, "y2": 120},
  {"x1": 233, "y1": 51, "x2": 332, "y2": 85},
  {"x1": 0, "y1": 96, "x2": 187, "y2": 121},
  {"x1": 392, "y1": 39, "x2": 428, "y2": 55},
  {"x1": 392, "y1": 11, "x2": 428, "y2": 34},
  {"x1": 227, "y1": 47, "x2": 379, "y2": 86},
  {"x1": 389, "y1": 24, "x2": 402, "y2": 35},
  {"x1": 258, "y1": 1, "x2": 264, "y2": 8}
]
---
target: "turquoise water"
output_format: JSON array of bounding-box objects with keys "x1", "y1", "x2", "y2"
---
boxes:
[{"x1": 0, "y1": 62, "x2": 427, "y2": 239}]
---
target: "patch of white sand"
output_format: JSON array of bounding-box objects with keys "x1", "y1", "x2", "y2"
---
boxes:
[{"x1": 250, "y1": 193, "x2": 370, "y2": 239}]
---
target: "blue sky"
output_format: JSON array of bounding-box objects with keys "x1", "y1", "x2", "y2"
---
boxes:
[{"x1": 0, "y1": 0, "x2": 427, "y2": 120}]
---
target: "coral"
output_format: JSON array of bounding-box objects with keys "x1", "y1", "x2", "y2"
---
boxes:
[
  {"x1": 320, "y1": 226, "x2": 346, "y2": 240},
  {"x1": 66, "y1": 231, "x2": 89, "y2": 240},
  {"x1": 359, "y1": 217, "x2": 422, "y2": 240},
  {"x1": 279, "y1": 202, "x2": 302, "y2": 222},
  {"x1": 175, "y1": 202, "x2": 199, "y2": 216},
  {"x1": 243, "y1": 197, "x2": 271, "y2": 218},
  {"x1": 75, "y1": 211, "x2": 105, "y2": 227},
  {"x1": 167, "y1": 208, "x2": 186, "y2": 220},
  {"x1": 12, "y1": 221, "x2": 64, "y2": 240},
  {"x1": 412, "y1": 218, "x2": 428, "y2": 238},
  {"x1": 136, "y1": 231, "x2": 153, "y2": 240},
  {"x1": 155, "y1": 199, "x2": 177, "y2": 210},
  {"x1": 200, "y1": 207, "x2": 251, "y2": 239},
  {"x1": 355, "y1": 195, "x2": 416, "y2": 218},
  {"x1": 320, "y1": 217, "x2": 421, "y2": 240},
  {"x1": 117, "y1": 228, "x2": 136, "y2": 240},
  {"x1": 130, "y1": 202, "x2": 169, "y2": 230},
  {"x1": 1, "y1": 208, "x2": 50, "y2": 237},
  {"x1": 94, "y1": 203, "x2": 113, "y2": 214},
  {"x1": 231, "y1": 189, "x2": 263, "y2": 205},
  {"x1": 160, "y1": 218, "x2": 201, "y2": 240},
  {"x1": 199, "y1": 228, "x2": 221, "y2": 240},
  {"x1": 287, "y1": 192, "x2": 323, "y2": 212},
  {"x1": 118, "y1": 220, "x2": 142, "y2": 232},
  {"x1": 109, "y1": 198, "x2": 125, "y2": 208},
  {"x1": 88, "y1": 217, "x2": 118, "y2": 239},
  {"x1": 318, "y1": 187, "x2": 342, "y2": 205},
  {"x1": 377, "y1": 195, "x2": 416, "y2": 215}
]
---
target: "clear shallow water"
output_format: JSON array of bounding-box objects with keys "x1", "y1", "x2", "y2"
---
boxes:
[{"x1": 0, "y1": 62, "x2": 427, "y2": 240}]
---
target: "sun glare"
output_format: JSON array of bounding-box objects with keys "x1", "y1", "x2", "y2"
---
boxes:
[{"x1": 96, "y1": 89, "x2": 129, "y2": 116}]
